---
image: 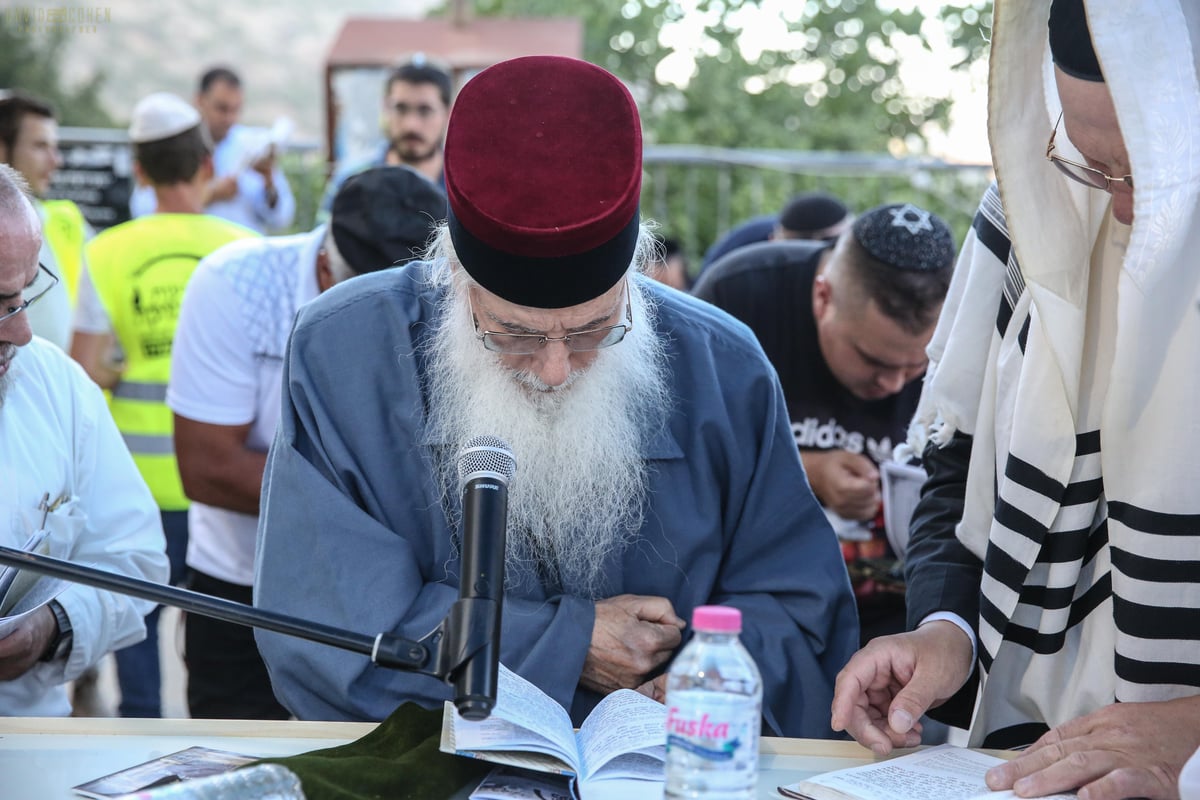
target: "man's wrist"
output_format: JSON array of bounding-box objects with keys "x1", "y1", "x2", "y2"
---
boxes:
[{"x1": 39, "y1": 600, "x2": 73, "y2": 662}]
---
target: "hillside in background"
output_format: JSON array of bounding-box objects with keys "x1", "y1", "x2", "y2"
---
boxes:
[{"x1": 57, "y1": 0, "x2": 439, "y2": 142}]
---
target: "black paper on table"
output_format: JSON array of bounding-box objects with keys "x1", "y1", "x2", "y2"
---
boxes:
[{"x1": 254, "y1": 702, "x2": 490, "y2": 800}]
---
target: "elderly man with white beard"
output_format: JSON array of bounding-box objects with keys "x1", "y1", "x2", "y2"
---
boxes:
[{"x1": 253, "y1": 55, "x2": 858, "y2": 738}]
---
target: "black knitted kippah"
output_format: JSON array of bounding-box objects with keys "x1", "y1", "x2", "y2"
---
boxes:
[
  {"x1": 1049, "y1": 0, "x2": 1104, "y2": 82},
  {"x1": 851, "y1": 203, "x2": 955, "y2": 272}
]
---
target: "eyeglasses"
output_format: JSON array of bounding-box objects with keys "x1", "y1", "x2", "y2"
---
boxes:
[
  {"x1": 1046, "y1": 112, "x2": 1134, "y2": 191},
  {"x1": 468, "y1": 287, "x2": 634, "y2": 355},
  {"x1": 0, "y1": 263, "x2": 59, "y2": 326}
]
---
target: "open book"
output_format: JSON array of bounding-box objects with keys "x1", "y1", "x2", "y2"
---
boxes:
[
  {"x1": 778, "y1": 744, "x2": 1075, "y2": 800},
  {"x1": 440, "y1": 664, "x2": 666, "y2": 800}
]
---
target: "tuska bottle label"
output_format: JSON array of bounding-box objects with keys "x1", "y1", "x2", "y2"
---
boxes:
[{"x1": 665, "y1": 694, "x2": 755, "y2": 762}]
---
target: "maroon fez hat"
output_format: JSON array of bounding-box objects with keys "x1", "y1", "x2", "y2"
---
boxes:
[{"x1": 444, "y1": 56, "x2": 643, "y2": 309}]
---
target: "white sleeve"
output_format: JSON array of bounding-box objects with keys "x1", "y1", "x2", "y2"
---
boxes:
[
  {"x1": 167, "y1": 260, "x2": 259, "y2": 426},
  {"x1": 56, "y1": 358, "x2": 169, "y2": 679},
  {"x1": 70, "y1": 266, "x2": 112, "y2": 335},
  {"x1": 919, "y1": 611, "x2": 978, "y2": 664}
]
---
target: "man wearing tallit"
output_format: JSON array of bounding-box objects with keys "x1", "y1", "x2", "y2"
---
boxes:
[{"x1": 831, "y1": 0, "x2": 1200, "y2": 797}]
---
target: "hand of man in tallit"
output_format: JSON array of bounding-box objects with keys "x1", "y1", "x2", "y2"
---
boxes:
[
  {"x1": 829, "y1": 620, "x2": 973, "y2": 755},
  {"x1": 984, "y1": 696, "x2": 1200, "y2": 800}
]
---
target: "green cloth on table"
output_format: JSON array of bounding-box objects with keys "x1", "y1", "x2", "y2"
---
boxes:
[{"x1": 256, "y1": 703, "x2": 490, "y2": 800}]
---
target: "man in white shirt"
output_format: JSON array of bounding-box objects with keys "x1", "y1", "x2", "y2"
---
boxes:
[
  {"x1": 167, "y1": 165, "x2": 445, "y2": 718},
  {"x1": 0, "y1": 163, "x2": 168, "y2": 716},
  {"x1": 130, "y1": 67, "x2": 295, "y2": 233}
]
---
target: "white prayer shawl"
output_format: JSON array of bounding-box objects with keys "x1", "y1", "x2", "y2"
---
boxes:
[{"x1": 909, "y1": 0, "x2": 1200, "y2": 743}]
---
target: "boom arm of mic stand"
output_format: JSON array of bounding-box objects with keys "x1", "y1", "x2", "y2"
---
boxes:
[{"x1": 0, "y1": 545, "x2": 485, "y2": 682}]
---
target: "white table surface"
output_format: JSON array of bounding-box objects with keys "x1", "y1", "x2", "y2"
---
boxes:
[{"x1": 0, "y1": 716, "x2": 885, "y2": 799}]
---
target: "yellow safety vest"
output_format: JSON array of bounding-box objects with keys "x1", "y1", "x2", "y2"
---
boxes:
[
  {"x1": 40, "y1": 199, "x2": 88, "y2": 304},
  {"x1": 86, "y1": 213, "x2": 256, "y2": 510}
]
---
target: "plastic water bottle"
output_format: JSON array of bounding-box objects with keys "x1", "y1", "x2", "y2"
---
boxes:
[
  {"x1": 664, "y1": 605, "x2": 762, "y2": 800},
  {"x1": 115, "y1": 764, "x2": 306, "y2": 799}
]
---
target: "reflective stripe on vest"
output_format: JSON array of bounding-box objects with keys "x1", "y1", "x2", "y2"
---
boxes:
[
  {"x1": 112, "y1": 381, "x2": 169, "y2": 402},
  {"x1": 122, "y1": 432, "x2": 175, "y2": 456}
]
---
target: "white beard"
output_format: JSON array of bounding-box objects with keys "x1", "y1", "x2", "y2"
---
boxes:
[
  {"x1": 424, "y1": 277, "x2": 671, "y2": 599},
  {"x1": 0, "y1": 343, "x2": 16, "y2": 408}
]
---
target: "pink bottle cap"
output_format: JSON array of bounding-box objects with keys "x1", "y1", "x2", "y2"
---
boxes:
[{"x1": 692, "y1": 605, "x2": 742, "y2": 633}]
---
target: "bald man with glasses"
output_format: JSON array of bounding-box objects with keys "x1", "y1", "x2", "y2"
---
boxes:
[{"x1": 0, "y1": 164, "x2": 167, "y2": 716}]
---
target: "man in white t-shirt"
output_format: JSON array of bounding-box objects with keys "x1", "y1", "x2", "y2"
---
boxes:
[{"x1": 166, "y1": 166, "x2": 445, "y2": 718}]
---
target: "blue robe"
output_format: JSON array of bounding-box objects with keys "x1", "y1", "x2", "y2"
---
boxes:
[{"x1": 253, "y1": 264, "x2": 858, "y2": 738}]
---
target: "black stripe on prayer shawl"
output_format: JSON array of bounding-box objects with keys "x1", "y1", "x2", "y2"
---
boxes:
[
  {"x1": 980, "y1": 574, "x2": 1111, "y2": 655},
  {"x1": 1004, "y1": 454, "x2": 1068, "y2": 500},
  {"x1": 1036, "y1": 522, "x2": 1107, "y2": 565},
  {"x1": 1017, "y1": 314, "x2": 1031, "y2": 353},
  {"x1": 981, "y1": 723, "x2": 1050, "y2": 750},
  {"x1": 1111, "y1": 546, "x2": 1200, "y2": 583},
  {"x1": 1109, "y1": 501, "x2": 1200, "y2": 535},
  {"x1": 982, "y1": 537, "x2": 1037, "y2": 592},
  {"x1": 994, "y1": 497, "x2": 1050, "y2": 546},
  {"x1": 1061, "y1": 477, "x2": 1103, "y2": 506},
  {"x1": 1115, "y1": 653, "x2": 1200, "y2": 688},
  {"x1": 1016, "y1": 571, "x2": 1109, "y2": 614},
  {"x1": 1114, "y1": 598, "x2": 1200, "y2": 641},
  {"x1": 973, "y1": 197, "x2": 1012, "y2": 270},
  {"x1": 997, "y1": 288, "x2": 1015, "y2": 338},
  {"x1": 1076, "y1": 430, "x2": 1101, "y2": 455}
]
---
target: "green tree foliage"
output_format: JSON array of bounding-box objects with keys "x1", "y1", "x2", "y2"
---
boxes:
[
  {"x1": 464, "y1": 0, "x2": 990, "y2": 153},
  {"x1": 440, "y1": 0, "x2": 995, "y2": 262},
  {"x1": 0, "y1": 25, "x2": 113, "y2": 126}
]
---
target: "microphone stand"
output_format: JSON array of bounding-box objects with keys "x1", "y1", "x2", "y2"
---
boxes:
[{"x1": 0, "y1": 545, "x2": 494, "y2": 709}]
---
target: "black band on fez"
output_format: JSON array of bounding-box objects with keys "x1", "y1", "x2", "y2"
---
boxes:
[
  {"x1": 1049, "y1": 0, "x2": 1104, "y2": 82},
  {"x1": 449, "y1": 208, "x2": 640, "y2": 309}
]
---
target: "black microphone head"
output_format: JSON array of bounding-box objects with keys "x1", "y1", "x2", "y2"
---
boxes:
[{"x1": 457, "y1": 435, "x2": 516, "y2": 490}]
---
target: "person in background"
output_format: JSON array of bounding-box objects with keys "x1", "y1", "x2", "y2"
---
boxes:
[
  {"x1": 131, "y1": 67, "x2": 295, "y2": 234},
  {"x1": 645, "y1": 236, "x2": 690, "y2": 291},
  {"x1": 167, "y1": 166, "x2": 446, "y2": 719},
  {"x1": 0, "y1": 163, "x2": 168, "y2": 716},
  {"x1": 0, "y1": 92, "x2": 91, "y2": 350},
  {"x1": 317, "y1": 58, "x2": 452, "y2": 220},
  {"x1": 70, "y1": 92, "x2": 256, "y2": 718},
  {"x1": 254, "y1": 55, "x2": 857, "y2": 738},
  {"x1": 693, "y1": 203, "x2": 955, "y2": 645},
  {"x1": 699, "y1": 191, "x2": 853, "y2": 273},
  {"x1": 832, "y1": 2, "x2": 1200, "y2": 797}
]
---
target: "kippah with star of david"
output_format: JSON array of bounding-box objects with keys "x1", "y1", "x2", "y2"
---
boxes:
[{"x1": 852, "y1": 203, "x2": 955, "y2": 272}]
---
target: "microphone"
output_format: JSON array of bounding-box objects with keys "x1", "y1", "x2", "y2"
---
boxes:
[{"x1": 448, "y1": 435, "x2": 516, "y2": 721}]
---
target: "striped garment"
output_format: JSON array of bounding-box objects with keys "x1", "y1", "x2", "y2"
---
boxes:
[{"x1": 905, "y1": 0, "x2": 1200, "y2": 746}]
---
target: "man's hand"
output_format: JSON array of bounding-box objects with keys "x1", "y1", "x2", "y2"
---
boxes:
[
  {"x1": 0, "y1": 605, "x2": 58, "y2": 680},
  {"x1": 985, "y1": 697, "x2": 1200, "y2": 800},
  {"x1": 801, "y1": 450, "x2": 881, "y2": 521},
  {"x1": 581, "y1": 594, "x2": 685, "y2": 695},
  {"x1": 206, "y1": 175, "x2": 239, "y2": 204},
  {"x1": 635, "y1": 674, "x2": 669, "y2": 703},
  {"x1": 830, "y1": 621, "x2": 973, "y2": 755}
]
